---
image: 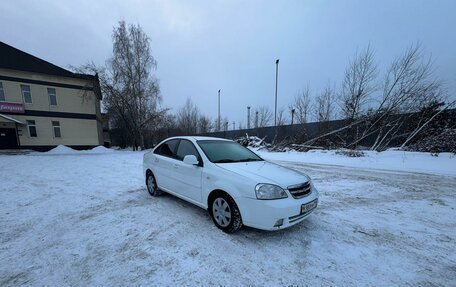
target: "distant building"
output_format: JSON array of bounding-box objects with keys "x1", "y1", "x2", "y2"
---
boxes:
[{"x1": 0, "y1": 41, "x2": 103, "y2": 150}]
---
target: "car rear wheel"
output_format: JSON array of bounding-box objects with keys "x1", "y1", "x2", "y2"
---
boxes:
[
  {"x1": 210, "y1": 193, "x2": 242, "y2": 233},
  {"x1": 146, "y1": 171, "x2": 161, "y2": 197}
]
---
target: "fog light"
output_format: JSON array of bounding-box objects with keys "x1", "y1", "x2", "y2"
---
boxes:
[{"x1": 274, "y1": 219, "x2": 284, "y2": 227}]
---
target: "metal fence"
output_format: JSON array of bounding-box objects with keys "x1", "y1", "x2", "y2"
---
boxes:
[
  {"x1": 109, "y1": 109, "x2": 456, "y2": 148},
  {"x1": 196, "y1": 119, "x2": 348, "y2": 142}
]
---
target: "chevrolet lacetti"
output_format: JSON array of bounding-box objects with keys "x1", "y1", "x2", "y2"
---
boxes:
[{"x1": 143, "y1": 136, "x2": 318, "y2": 233}]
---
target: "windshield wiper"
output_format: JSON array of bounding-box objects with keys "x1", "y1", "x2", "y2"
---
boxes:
[
  {"x1": 213, "y1": 158, "x2": 263, "y2": 163},
  {"x1": 213, "y1": 159, "x2": 238, "y2": 163},
  {"x1": 238, "y1": 158, "x2": 263, "y2": 162}
]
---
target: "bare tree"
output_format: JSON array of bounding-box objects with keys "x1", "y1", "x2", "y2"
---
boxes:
[
  {"x1": 255, "y1": 106, "x2": 273, "y2": 127},
  {"x1": 289, "y1": 87, "x2": 312, "y2": 124},
  {"x1": 315, "y1": 84, "x2": 335, "y2": 122},
  {"x1": 301, "y1": 43, "x2": 448, "y2": 151},
  {"x1": 176, "y1": 98, "x2": 199, "y2": 134},
  {"x1": 340, "y1": 44, "x2": 377, "y2": 121},
  {"x1": 222, "y1": 116, "x2": 229, "y2": 131},
  {"x1": 161, "y1": 113, "x2": 177, "y2": 129},
  {"x1": 400, "y1": 99, "x2": 455, "y2": 149},
  {"x1": 197, "y1": 115, "x2": 213, "y2": 133},
  {"x1": 112, "y1": 21, "x2": 164, "y2": 149},
  {"x1": 276, "y1": 108, "x2": 287, "y2": 126},
  {"x1": 76, "y1": 21, "x2": 165, "y2": 149},
  {"x1": 369, "y1": 44, "x2": 442, "y2": 150}
]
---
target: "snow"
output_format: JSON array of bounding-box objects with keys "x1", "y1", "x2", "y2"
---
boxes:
[
  {"x1": 43, "y1": 145, "x2": 116, "y2": 155},
  {"x1": 45, "y1": 144, "x2": 79, "y2": 154},
  {"x1": 85, "y1": 146, "x2": 115, "y2": 154},
  {"x1": 0, "y1": 150, "x2": 455, "y2": 286},
  {"x1": 253, "y1": 148, "x2": 456, "y2": 177}
]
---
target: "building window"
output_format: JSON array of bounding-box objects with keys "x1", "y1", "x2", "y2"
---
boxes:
[
  {"x1": 27, "y1": 120, "x2": 37, "y2": 137},
  {"x1": 0, "y1": 82, "x2": 5, "y2": 101},
  {"x1": 52, "y1": 121, "x2": 61, "y2": 138},
  {"x1": 48, "y1": 88, "x2": 57, "y2": 105},
  {"x1": 21, "y1": 85, "x2": 32, "y2": 103}
]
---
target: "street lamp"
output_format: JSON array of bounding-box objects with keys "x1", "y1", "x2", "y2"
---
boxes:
[
  {"x1": 274, "y1": 59, "x2": 279, "y2": 126},
  {"x1": 247, "y1": 106, "x2": 251, "y2": 129}
]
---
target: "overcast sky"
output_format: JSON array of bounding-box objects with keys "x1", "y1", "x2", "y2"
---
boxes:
[{"x1": 2, "y1": 0, "x2": 455, "y2": 125}]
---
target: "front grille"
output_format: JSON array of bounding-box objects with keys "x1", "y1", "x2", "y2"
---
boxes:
[{"x1": 287, "y1": 182, "x2": 311, "y2": 198}]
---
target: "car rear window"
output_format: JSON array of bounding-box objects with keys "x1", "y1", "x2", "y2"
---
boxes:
[{"x1": 154, "y1": 139, "x2": 179, "y2": 158}]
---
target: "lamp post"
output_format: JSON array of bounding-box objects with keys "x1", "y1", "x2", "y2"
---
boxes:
[
  {"x1": 274, "y1": 59, "x2": 279, "y2": 126},
  {"x1": 247, "y1": 106, "x2": 251, "y2": 129},
  {"x1": 218, "y1": 89, "x2": 221, "y2": 131},
  {"x1": 291, "y1": 108, "x2": 295, "y2": 125}
]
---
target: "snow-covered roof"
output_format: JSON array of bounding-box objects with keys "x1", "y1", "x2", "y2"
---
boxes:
[
  {"x1": 0, "y1": 113, "x2": 24, "y2": 124},
  {"x1": 164, "y1": 136, "x2": 232, "y2": 141},
  {"x1": 191, "y1": 136, "x2": 232, "y2": 141}
]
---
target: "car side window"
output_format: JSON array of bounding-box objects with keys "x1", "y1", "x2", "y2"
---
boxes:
[
  {"x1": 176, "y1": 140, "x2": 200, "y2": 162},
  {"x1": 154, "y1": 139, "x2": 179, "y2": 158}
]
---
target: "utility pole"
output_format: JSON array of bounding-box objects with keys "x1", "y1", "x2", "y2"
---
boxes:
[
  {"x1": 218, "y1": 89, "x2": 221, "y2": 131},
  {"x1": 255, "y1": 111, "x2": 259, "y2": 128},
  {"x1": 274, "y1": 59, "x2": 279, "y2": 126},
  {"x1": 291, "y1": 108, "x2": 295, "y2": 125},
  {"x1": 247, "y1": 106, "x2": 251, "y2": 129},
  {"x1": 232, "y1": 121, "x2": 235, "y2": 130}
]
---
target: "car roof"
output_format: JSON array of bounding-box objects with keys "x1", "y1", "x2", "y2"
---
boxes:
[{"x1": 165, "y1": 136, "x2": 232, "y2": 142}]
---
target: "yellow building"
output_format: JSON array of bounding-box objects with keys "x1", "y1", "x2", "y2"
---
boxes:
[{"x1": 0, "y1": 41, "x2": 103, "y2": 151}]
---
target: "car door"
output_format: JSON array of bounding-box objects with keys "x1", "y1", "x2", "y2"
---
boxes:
[
  {"x1": 172, "y1": 139, "x2": 203, "y2": 203},
  {"x1": 152, "y1": 139, "x2": 180, "y2": 191}
]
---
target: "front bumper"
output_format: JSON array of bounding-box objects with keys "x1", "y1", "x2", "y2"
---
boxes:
[{"x1": 238, "y1": 187, "x2": 319, "y2": 231}]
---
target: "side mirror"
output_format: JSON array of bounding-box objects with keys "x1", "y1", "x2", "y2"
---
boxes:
[{"x1": 183, "y1": 155, "x2": 199, "y2": 165}]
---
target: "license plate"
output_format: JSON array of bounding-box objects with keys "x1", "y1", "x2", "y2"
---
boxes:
[{"x1": 301, "y1": 200, "x2": 317, "y2": 214}]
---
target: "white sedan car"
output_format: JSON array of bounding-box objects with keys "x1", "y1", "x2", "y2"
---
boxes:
[{"x1": 143, "y1": 136, "x2": 318, "y2": 233}]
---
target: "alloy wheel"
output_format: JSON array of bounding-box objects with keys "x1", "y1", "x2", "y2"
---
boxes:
[
  {"x1": 212, "y1": 198, "x2": 232, "y2": 227},
  {"x1": 147, "y1": 174, "x2": 156, "y2": 195}
]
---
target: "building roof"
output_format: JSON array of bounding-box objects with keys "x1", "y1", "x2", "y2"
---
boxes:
[
  {"x1": 0, "y1": 113, "x2": 24, "y2": 124},
  {"x1": 0, "y1": 41, "x2": 96, "y2": 81}
]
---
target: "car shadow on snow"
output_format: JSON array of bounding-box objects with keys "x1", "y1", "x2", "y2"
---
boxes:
[
  {"x1": 148, "y1": 189, "x2": 319, "y2": 239},
  {"x1": 241, "y1": 217, "x2": 318, "y2": 237},
  {"x1": 150, "y1": 190, "x2": 212, "y2": 220}
]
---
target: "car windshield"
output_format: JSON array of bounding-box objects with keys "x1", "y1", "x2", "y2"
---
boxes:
[{"x1": 197, "y1": 140, "x2": 263, "y2": 163}]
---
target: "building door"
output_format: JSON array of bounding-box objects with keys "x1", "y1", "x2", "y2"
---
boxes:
[{"x1": 0, "y1": 128, "x2": 19, "y2": 149}]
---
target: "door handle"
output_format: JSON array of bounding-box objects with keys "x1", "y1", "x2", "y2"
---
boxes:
[
  {"x1": 173, "y1": 164, "x2": 179, "y2": 168},
  {"x1": 154, "y1": 158, "x2": 159, "y2": 163}
]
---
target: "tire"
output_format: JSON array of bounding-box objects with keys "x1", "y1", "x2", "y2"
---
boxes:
[
  {"x1": 146, "y1": 171, "x2": 161, "y2": 197},
  {"x1": 209, "y1": 192, "x2": 242, "y2": 233}
]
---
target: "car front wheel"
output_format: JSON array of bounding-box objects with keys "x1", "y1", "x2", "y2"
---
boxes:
[
  {"x1": 146, "y1": 171, "x2": 161, "y2": 197},
  {"x1": 210, "y1": 193, "x2": 242, "y2": 233}
]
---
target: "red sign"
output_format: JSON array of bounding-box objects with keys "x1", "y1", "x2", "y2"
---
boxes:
[{"x1": 0, "y1": 102, "x2": 25, "y2": 114}]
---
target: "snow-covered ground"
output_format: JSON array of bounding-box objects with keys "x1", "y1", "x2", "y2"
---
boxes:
[
  {"x1": 1, "y1": 148, "x2": 455, "y2": 286},
  {"x1": 254, "y1": 148, "x2": 456, "y2": 177}
]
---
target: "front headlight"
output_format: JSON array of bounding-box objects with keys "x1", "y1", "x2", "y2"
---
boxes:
[{"x1": 255, "y1": 183, "x2": 288, "y2": 200}]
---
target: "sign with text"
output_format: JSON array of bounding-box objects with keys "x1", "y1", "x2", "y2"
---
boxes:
[{"x1": 0, "y1": 102, "x2": 25, "y2": 114}]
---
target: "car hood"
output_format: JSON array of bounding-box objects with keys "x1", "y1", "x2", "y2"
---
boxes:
[{"x1": 216, "y1": 160, "x2": 309, "y2": 188}]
